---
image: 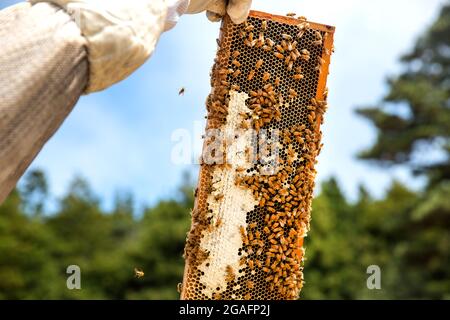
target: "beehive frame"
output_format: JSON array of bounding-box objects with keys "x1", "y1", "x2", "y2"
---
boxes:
[{"x1": 181, "y1": 11, "x2": 334, "y2": 300}]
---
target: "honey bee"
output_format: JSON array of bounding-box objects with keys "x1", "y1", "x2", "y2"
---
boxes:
[
  {"x1": 244, "y1": 24, "x2": 254, "y2": 32},
  {"x1": 262, "y1": 72, "x2": 271, "y2": 82},
  {"x1": 249, "y1": 222, "x2": 257, "y2": 229},
  {"x1": 134, "y1": 268, "x2": 144, "y2": 278},
  {"x1": 247, "y1": 280, "x2": 254, "y2": 289},
  {"x1": 297, "y1": 15, "x2": 307, "y2": 21},
  {"x1": 266, "y1": 38, "x2": 275, "y2": 47},
  {"x1": 261, "y1": 20, "x2": 268, "y2": 31},
  {"x1": 276, "y1": 44, "x2": 284, "y2": 53},
  {"x1": 287, "y1": 61, "x2": 294, "y2": 72},
  {"x1": 274, "y1": 77, "x2": 281, "y2": 86},
  {"x1": 262, "y1": 45, "x2": 272, "y2": 52},
  {"x1": 247, "y1": 69, "x2": 256, "y2": 81},
  {"x1": 232, "y1": 50, "x2": 240, "y2": 58},
  {"x1": 282, "y1": 33, "x2": 293, "y2": 41},
  {"x1": 244, "y1": 293, "x2": 251, "y2": 300},
  {"x1": 231, "y1": 84, "x2": 240, "y2": 91},
  {"x1": 215, "y1": 193, "x2": 224, "y2": 201},
  {"x1": 178, "y1": 87, "x2": 185, "y2": 96},
  {"x1": 248, "y1": 260, "x2": 254, "y2": 270},
  {"x1": 286, "y1": 12, "x2": 296, "y2": 17},
  {"x1": 177, "y1": 282, "x2": 183, "y2": 293},
  {"x1": 293, "y1": 74, "x2": 304, "y2": 81},
  {"x1": 255, "y1": 59, "x2": 264, "y2": 69},
  {"x1": 274, "y1": 52, "x2": 284, "y2": 59},
  {"x1": 233, "y1": 69, "x2": 241, "y2": 78},
  {"x1": 225, "y1": 265, "x2": 235, "y2": 282},
  {"x1": 232, "y1": 59, "x2": 241, "y2": 67}
]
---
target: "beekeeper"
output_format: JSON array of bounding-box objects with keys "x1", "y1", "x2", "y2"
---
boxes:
[{"x1": 0, "y1": 0, "x2": 252, "y2": 203}]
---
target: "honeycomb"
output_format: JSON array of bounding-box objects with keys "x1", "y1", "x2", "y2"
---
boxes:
[{"x1": 181, "y1": 11, "x2": 334, "y2": 300}]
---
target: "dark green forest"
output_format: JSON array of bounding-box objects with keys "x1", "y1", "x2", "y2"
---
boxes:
[{"x1": 0, "y1": 4, "x2": 449, "y2": 300}]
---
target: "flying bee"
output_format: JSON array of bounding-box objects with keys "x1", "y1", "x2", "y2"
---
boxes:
[
  {"x1": 286, "y1": 12, "x2": 296, "y2": 17},
  {"x1": 255, "y1": 59, "x2": 264, "y2": 69},
  {"x1": 298, "y1": 15, "x2": 307, "y2": 21},
  {"x1": 178, "y1": 87, "x2": 185, "y2": 96},
  {"x1": 134, "y1": 268, "x2": 144, "y2": 278}
]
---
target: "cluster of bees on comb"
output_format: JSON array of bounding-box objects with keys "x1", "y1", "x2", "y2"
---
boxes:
[{"x1": 181, "y1": 12, "x2": 333, "y2": 300}]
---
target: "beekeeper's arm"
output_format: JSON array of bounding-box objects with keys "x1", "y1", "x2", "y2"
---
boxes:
[{"x1": 0, "y1": 0, "x2": 252, "y2": 203}]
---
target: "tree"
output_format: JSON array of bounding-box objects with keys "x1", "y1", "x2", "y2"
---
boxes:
[{"x1": 356, "y1": 4, "x2": 450, "y2": 186}]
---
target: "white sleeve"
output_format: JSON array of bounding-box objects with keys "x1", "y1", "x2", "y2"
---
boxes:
[{"x1": 30, "y1": 0, "x2": 171, "y2": 93}]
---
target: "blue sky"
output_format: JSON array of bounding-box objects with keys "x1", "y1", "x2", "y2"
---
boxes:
[{"x1": 1, "y1": 0, "x2": 446, "y2": 210}]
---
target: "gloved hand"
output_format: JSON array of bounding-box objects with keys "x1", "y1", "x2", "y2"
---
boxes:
[{"x1": 186, "y1": 0, "x2": 252, "y2": 24}]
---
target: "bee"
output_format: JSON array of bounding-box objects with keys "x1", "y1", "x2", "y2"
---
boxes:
[
  {"x1": 262, "y1": 45, "x2": 272, "y2": 52},
  {"x1": 255, "y1": 59, "x2": 264, "y2": 69},
  {"x1": 232, "y1": 50, "x2": 240, "y2": 58},
  {"x1": 261, "y1": 20, "x2": 268, "y2": 31},
  {"x1": 247, "y1": 280, "x2": 254, "y2": 289},
  {"x1": 177, "y1": 282, "x2": 183, "y2": 293},
  {"x1": 244, "y1": 293, "x2": 251, "y2": 300},
  {"x1": 262, "y1": 72, "x2": 271, "y2": 82},
  {"x1": 233, "y1": 69, "x2": 241, "y2": 78},
  {"x1": 215, "y1": 193, "x2": 224, "y2": 201},
  {"x1": 287, "y1": 61, "x2": 294, "y2": 72},
  {"x1": 274, "y1": 52, "x2": 284, "y2": 59},
  {"x1": 245, "y1": 24, "x2": 254, "y2": 32},
  {"x1": 274, "y1": 77, "x2": 281, "y2": 86},
  {"x1": 248, "y1": 260, "x2": 254, "y2": 270},
  {"x1": 293, "y1": 74, "x2": 304, "y2": 81},
  {"x1": 225, "y1": 265, "x2": 235, "y2": 282},
  {"x1": 276, "y1": 44, "x2": 285, "y2": 53},
  {"x1": 286, "y1": 12, "x2": 296, "y2": 17},
  {"x1": 249, "y1": 222, "x2": 257, "y2": 229},
  {"x1": 266, "y1": 38, "x2": 275, "y2": 47},
  {"x1": 231, "y1": 84, "x2": 240, "y2": 91},
  {"x1": 134, "y1": 268, "x2": 144, "y2": 278},
  {"x1": 178, "y1": 87, "x2": 185, "y2": 96},
  {"x1": 232, "y1": 59, "x2": 241, "y2": 67},
  {"x1": 282, "y1": 33, "x2": 293, "y2": 41},
  {"x1": 247, "y1": 69, "x2": 256, "y2": 81},
  {"x1": 289, "y1": 89, "x2": 298, "y2": 99},
  {"x1": 297, "y1": 15, "x2": 307, "y2": 21}
]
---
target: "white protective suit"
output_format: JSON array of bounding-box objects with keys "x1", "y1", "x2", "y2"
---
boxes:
[{"x1": 0, "y1": 0, "x2": 252, "y2": 203}]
